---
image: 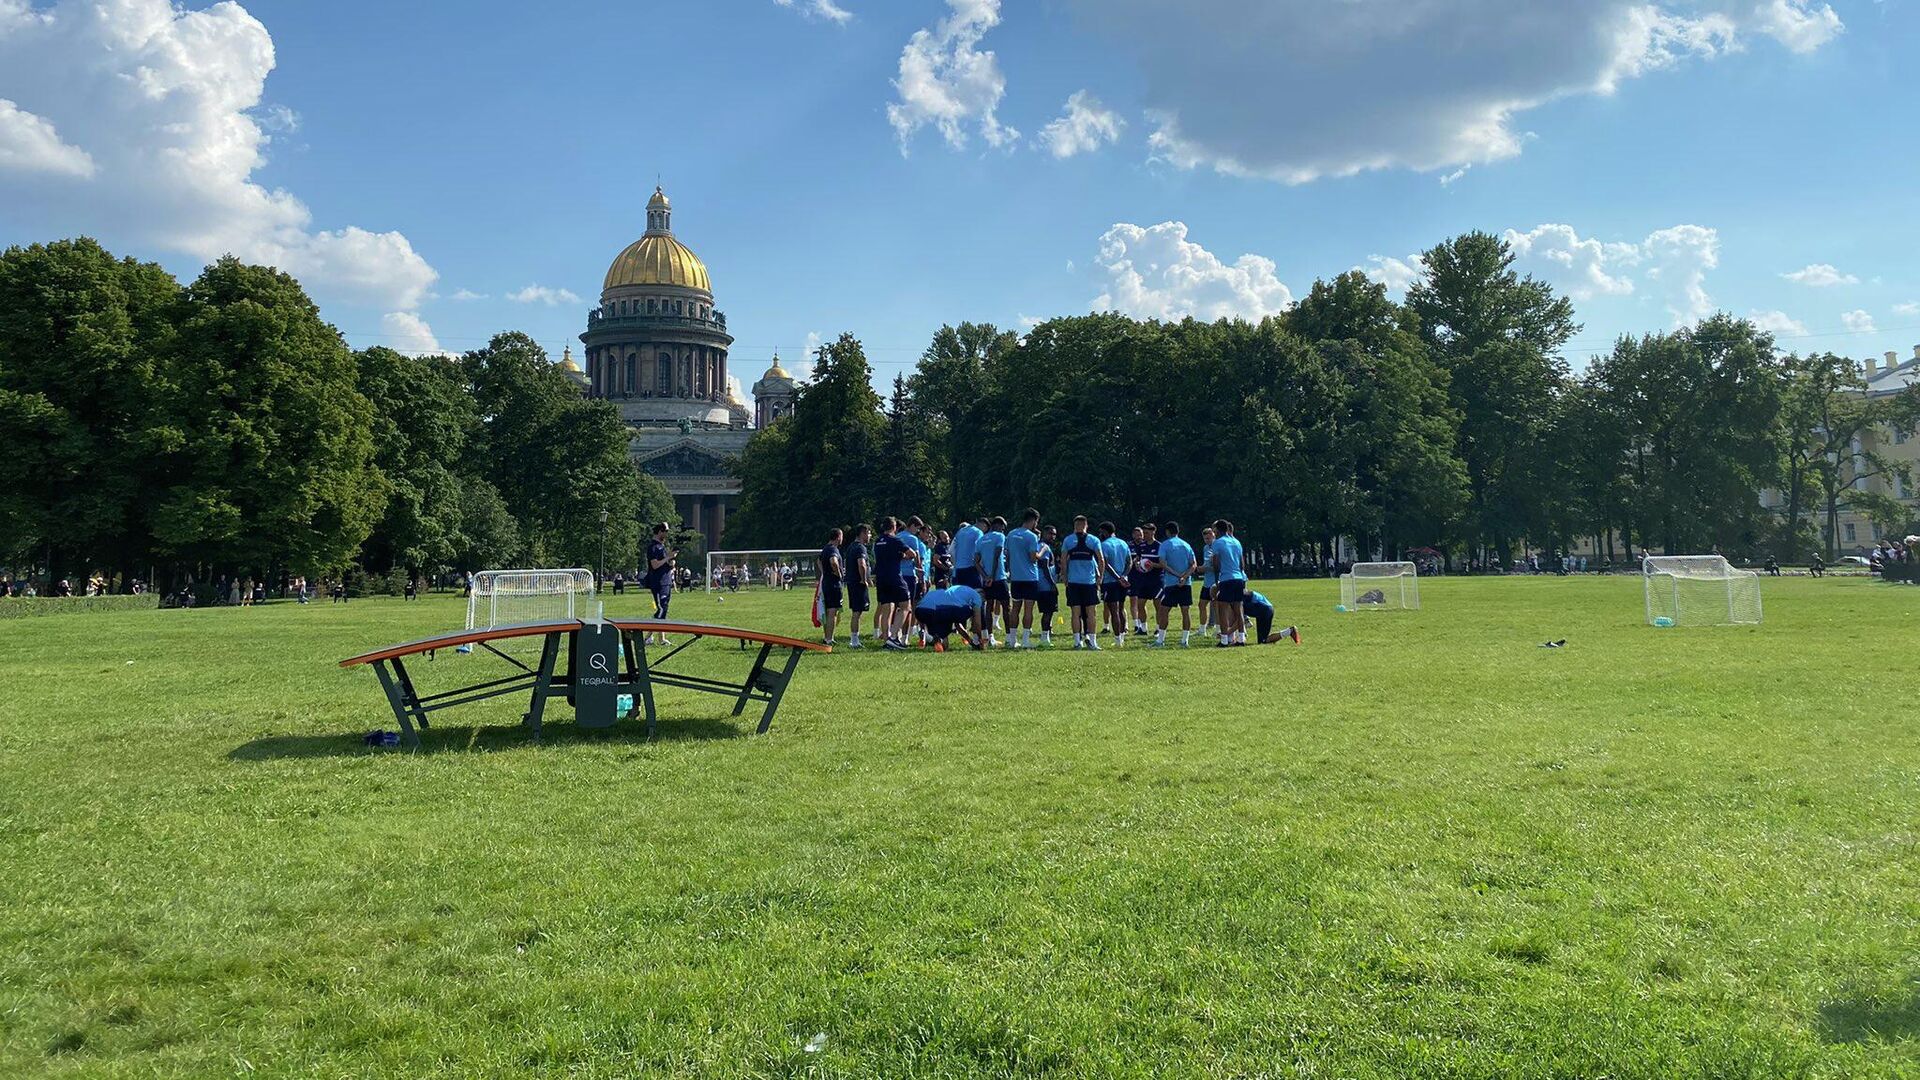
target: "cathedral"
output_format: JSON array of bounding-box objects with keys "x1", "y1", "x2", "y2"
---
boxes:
[{"x1": 575, "y1": 187, "x2": 795, "y2": 547}]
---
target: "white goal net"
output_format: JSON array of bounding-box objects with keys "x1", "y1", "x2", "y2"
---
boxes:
[
  {"x1": 1341, "y1": 561, "x2": 1420, "y2": 610},
  {"x1": 1643, "y1": 555, "x2": 1761, "y2": 626},
  {"x1": 467, "y1": 568, "x2": 595, "y2": 629},
  {"x1": 705, "y1": 549, "x2": 822, "y2": 593}
]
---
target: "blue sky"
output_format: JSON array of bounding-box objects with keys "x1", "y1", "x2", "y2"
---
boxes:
[{"x1": 2, "y1": 0, "x2": 1917, "y2": 394}]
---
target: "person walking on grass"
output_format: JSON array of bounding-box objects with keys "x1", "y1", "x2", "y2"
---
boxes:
[
  {"x1": 1005, "y1": 508, "x2": 1043, "y2": 649},
  {"x1": 1207, "y1": 519, "x2": 1248, "y2": 646},
  {"x1": 1098, "y1": 521, "x2": 1131, "y2": 645},
  {"x1": 817, "y1": 527, "x2": 845, "y2": 646},
  {"x1": 846, "y1": 524, "x2": 872, "y2": 648},
  {"x1": 1151, "y1": 520, "x2": 1198, "y2": 647},
  {"x1": 1062, "y1": 516, "x2": 1107, "y2": 650},
  {"x1": 642, "y1": 522, "x2": 677, "y2": 646}
]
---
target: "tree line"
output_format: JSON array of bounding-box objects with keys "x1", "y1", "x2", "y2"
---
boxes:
[
  {"x1": 0, "y1": 238, "x2": 673, "y2": 595},
  {"x1": 730, "y1": 232, "x2": 1920, "y2": 565}
]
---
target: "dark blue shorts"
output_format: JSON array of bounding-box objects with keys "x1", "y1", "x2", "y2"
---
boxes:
[
  {"x1": 1199, "y1": 585, "x2": 1212, "y2": 602},
  {"x1": 877, "y1": 580, "x2": 909, "y2": 605},
  {"x1": 1214, "y1": 579, "x2": 1246, "y2": 604},
  {"x1": 1010, "y1": 580, "x2": 1040, "y2": 602},
  {"x1": 848, "y1": 584, "x2": 870, "y2": 612},
  {"x1": 913, "y1": 604, "x2": 970, "y2": 641},
  {"x1": 1037, "y1": 588, "x2": 1058, "y2": 614},
  {"x1": 1101, "y1": 581, "x2": 1128, "y2": 604},
  {"x1": 821, "y1": 582, "x2": 843, "y2": 610},
  {"x1": 985, "y1": 580, "x2": 1010, "y2": 603},
  {"x1": 1066, "y1": 583, "x2": 1100, "y2": 608},
  {"x1": 1159, "y1": 583, "x2": 1193, "y2": 608},
  {"x1": 954, "y1": 567, "x2": 981, "y2": 589},
  {"x1": 1128, "y1": 575, "x2": 1158, "y2": 600}
]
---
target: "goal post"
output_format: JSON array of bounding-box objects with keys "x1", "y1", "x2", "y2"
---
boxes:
[
  {"x1": 467, "y1": 568, "x2": 595, "y2": 630},
  {"x1": 1341, "y1": 561, "x2": 1420, "y2": 610},
  {"x1": 1643, "y1": 555, "x2": 1762, "y2": 626},
  {"x1": 705, "y1": 549, "x2": 822, "y2": 593}
]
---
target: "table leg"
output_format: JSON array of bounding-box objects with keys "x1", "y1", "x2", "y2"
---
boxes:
[
  {"x1": 757, "y1": 646, "x2": 804, "y2": 734},
  {"x1": 733, "y1": 643, "x2": 772, "y2": 717},
  {"x1": 372, "y1": 660, "x2": 419, "y2": 749},
  {"x1": 524, "y1": 631, "x2": 561, "y2": 740}
]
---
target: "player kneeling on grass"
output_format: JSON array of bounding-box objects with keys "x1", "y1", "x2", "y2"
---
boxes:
[
  {"x1": 1242, "y1": 590, "x2": 1301, "y2": 645},
  {"x1": 913, "y1": 584, "x2": 986, "y2": 651}
]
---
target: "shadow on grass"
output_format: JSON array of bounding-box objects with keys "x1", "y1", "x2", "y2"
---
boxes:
[
  {"x1": 228, "y1": 715, "x2": 744, "y2": 760},
  {"x1": 1818, "y1": 980, "x2": 1920, "y2": 1044}
]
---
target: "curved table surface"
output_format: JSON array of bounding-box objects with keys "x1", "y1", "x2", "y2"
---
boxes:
[{"x1": 340, "y1": 620, "x2": 831, "y2": 668}]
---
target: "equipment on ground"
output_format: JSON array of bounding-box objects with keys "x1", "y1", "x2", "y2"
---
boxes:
[
  {"x1": 1642, "y1": 555, "x2": 1762, "y2": 626},
  {"x1": 340, "y1": 618, "x2": 829, "y2": 748},
  {"x1": 1340, "y1": 561, "x2": 1420, "y2": 610},
  {"x1": 468, "y1": 568, "x2": 594, "y2": 630},
  {"x1": 705, "y1": 549, "x2": 820, "y2": 593}
]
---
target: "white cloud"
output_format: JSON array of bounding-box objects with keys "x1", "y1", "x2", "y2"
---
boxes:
[
  {"x1": 727, "y1": 374, "x2": 747, "y2": 403},
  {"x1": 1894, "y1": 301, "x2": 1920, "y2": 318},
  {"x1": 1501, "y1": 222, "x2": 1718, "y2": 326},
  {"x1": 255, "y1": 102, "x2": 298, "y2": 134},
  {"x1": 1358, "y1": 254, "x2": 1427, "y2": 298},
  {"x1": 1503, "y1": 224, "x2": 1639, "y2": 300},
  {"x1": 1091, "y1": 221, "x2": 1292, "y2": 322},
  {"x1": 380, "y1": 311, "x2": 443, "y2": 357},
  {"x1": 1018, "y1": 313, "x2": 1044, "y2": 329},
  {"x1": 1075, "y1": 1, "x2": 1843, "y2": 183},
  {"x1": 448, "y1": 288, "x2": 488, "y2": 302},
  {"x1": 888, "y1": 0, "x2": 1018, "y2": 152},
  {"x1": 0, "y1": 0, "x2": 437, "y2": 319},
  {"x1": 773, "y1": 0, "x2": 852, "y2": 24},
  {"x1": 1841, "y1": 309, "x2": 1876, "y2": 334},
  {"x1": 507, "y1": 284, "x2": 582, "y2": 306},
  {"x1": 1780, "y1": 262, "x2": 1858, "y2": 287},
  {"x1": 1039, "y1": 90, "x2": 1125, "y2": 158},
  {"x1": 1750, "y1": 309, "x2": 1809, "y2": 338},
  {"x1": 0, "y1": 98, "x2": 94, "y2": 176}
]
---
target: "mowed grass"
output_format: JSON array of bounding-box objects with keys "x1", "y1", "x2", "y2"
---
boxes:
[{"x1": 2, "y1": 576, "x2": 1919, "y2": 1078}]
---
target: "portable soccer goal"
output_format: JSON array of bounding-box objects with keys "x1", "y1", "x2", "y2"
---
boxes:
[
  {"x1": 705, "y1": 549, "x2": 822, "y2": 593},
  {"x1": 1642, "y1": 555, "x2": 1762, "y2": 626},
  {"x1": 1341, "y1": 561, "x2": 1420, "y2": 610},
  {"x1": 467, "y1": 568, "x2": 595, "y2": 629}
]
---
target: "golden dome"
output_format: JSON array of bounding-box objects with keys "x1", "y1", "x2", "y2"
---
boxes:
[
  {"x1": 761, "y1": 357, "x2": 791, "y2": 382},
  {"x1": 604, "y1": 233, "x2": 711, "y2": 293},
  {"x1": 647, "y1": 186, "x2": 670, "y2": 211},
  {"x1": 559, "y1": 345, "x2": 581, "y2": 372}
]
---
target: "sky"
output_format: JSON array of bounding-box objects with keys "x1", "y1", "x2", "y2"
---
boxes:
[{"x1": 3, "y1": 0, "x2": 1918, "y2": 398}]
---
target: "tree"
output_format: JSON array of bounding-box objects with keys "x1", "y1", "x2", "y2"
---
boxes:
[
  {"x1": 0, "y1": 238, "x2": 183, "y2": 584},
  {"x1": 355, "y1": 346, "x2": 473, "y2": 575},
  {"x1": 1775, "y1": 351, "x2": 1920, "y2": 557},
  {"x1": 153, "y1": 257, "x2": 385, "y2": 577},
  {"x1": 731, "y1": 333, "x2": 886, "y2": 545},
  {"x1": 908, "y1": 322, "x2": 1017, "y2": 520},
  {"x1": 1407, "y1": 232, "x2": 1578, "y2": 562}
]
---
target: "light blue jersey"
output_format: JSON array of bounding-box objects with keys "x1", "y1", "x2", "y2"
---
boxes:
[
  {"x1": 1100, "y1": 536, "x2": 1130, "y2": 583},
  {"x1": 1158, "y1": 536, "x2": 1196, "y2": 586},
  {"x1": 978, "y1": 530, "x2": 1007, "y2": 582},
  {"x1": 900, "y1": 530, "x2": 928, "y2": 582},
  {"x1": 1037, "y1": 543, "x2": 1058, "y2": 592},
  {"x1": 1062, "y1": 532, "x2": 1102, "y2": 585},
  {"x1": 1005, "y1": 527, "x2": 1040, "y2": 582},
  {"x1": 1211, "y1": 534, "x2": 1246, "y2": 581},
  {"x1": 953, "y1": 524, "x2": 981, "y2": 576}
]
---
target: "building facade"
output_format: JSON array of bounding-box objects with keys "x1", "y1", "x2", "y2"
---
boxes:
[
  {"x1": 1765, "y1": 345, "x2": 1920, "y2": 553},
  {"x1": 577, "y1": 187, "x2": 796, "y2": 548}
]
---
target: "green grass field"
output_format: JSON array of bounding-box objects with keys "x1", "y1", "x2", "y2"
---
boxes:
[{"x1": 3, "y1": 575, "x2": 1918, "y2": 1077}]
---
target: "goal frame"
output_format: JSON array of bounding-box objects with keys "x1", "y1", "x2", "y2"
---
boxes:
[
  {"x1": 1341, "y1": 560, "x2": 1420, "y2": 611},
  {"x1": 1642, "y1": 555, "x2": 1762, "y2": 626},
  {"x1": 705, "y1": 549, "x2": 823, "y2": 593},
  {"x1": 467, "y1": 568, "x2": 595, "y2": 630}
]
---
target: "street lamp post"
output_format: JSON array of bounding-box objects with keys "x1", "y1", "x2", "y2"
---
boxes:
[{"x1": 598, "y1": 508, "x2": 609, "y2": 589}]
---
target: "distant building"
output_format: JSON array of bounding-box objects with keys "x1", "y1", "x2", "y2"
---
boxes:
[
  {"x1": 575, "y1": 187, "x2": 796, "y2": 548},
  {"x1": 1763, "y1": 346, "x2": 1920, "y2": 553}
]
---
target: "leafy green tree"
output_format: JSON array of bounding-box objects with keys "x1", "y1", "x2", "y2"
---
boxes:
[
  {"x1": 1774, "y1": 351, "x2": 1920, "y2": 557},
  {"x1": 1407, "y1": 232, "x2": 1577, "y2": 561},
  {"x1": 154, "y1": 257, "x2": 385, "y2": 576},
  {"x1": 354, "y1": 346, "x2": 473, "y2": 575},
  {"x1": 731, "y1": 333, "x2": 886, "y2": 545},
  {"x1": 908, "y1": 322, "x2": 1017, "y2": 520},
  {"x1": 877, "y1": 375, "x2": 941, "y2": 521},
  {"x1": 452, "y1": 480, "x2": 523, "y2": 571},
  {"x1": 0, "y1": 238, "x2": 183, "y2": 583}
]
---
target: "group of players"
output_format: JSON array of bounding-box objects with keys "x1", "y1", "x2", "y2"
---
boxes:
[{"x1": 815, "y1": 511, "x2": 1300, "y2": 651}]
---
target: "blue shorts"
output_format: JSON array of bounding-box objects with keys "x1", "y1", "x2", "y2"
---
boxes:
[
  {"x1": 954, "y1": 567, "x2": 981, "y2": 589},
  {"x1": 1199, "y1": 585, "x2": 1213, "y2": 603},
  {"x1": 820, "y1": 582, "x2": 843, "y2": 610},
  {"x1": 877, "y1": 580, "x2": 910, "y2": 605},
  {"x1": 1214, "y1": 579, "x2": 1246, "y2": 604},
  {"x1": 1128, "y1": 575, "x2": 1158, "y2": 600},
  {"x1": 1101, "y1": 581, "x2": 1128, "y2": 604},
  {"x1": 1158, "y1": 583, "x2": 1193, "y2": 608},
  {"x1": 913, "y1": 604, "x2": 971, "y2": 641},
  {"x1": 1010, "y1": 580, "x2": 1040, "y2": 602},
  {"x1": 1066, "y1": 583, "x2": 1100, "y2": 608},
  {"x1": 848, "y1": 584, "x2": 870, "y2": 613},
  {"x1": 984, "y1": 580, "x2": 1010, "y2": 603},
  {"x1": 1037, "y1": 588, "x2": 1058, "y2": 614}
]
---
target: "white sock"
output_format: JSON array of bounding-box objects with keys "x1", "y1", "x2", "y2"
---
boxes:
[
  {"x1": 1040, "y1": 631, "x2": 1051, "y2": 644},
  {"x1": 1087, "y1": 635, "x2": 1101, "y2": 650},
  {"x1": 1181, "y1": 631, "x2": 1191, "y2": 646}
]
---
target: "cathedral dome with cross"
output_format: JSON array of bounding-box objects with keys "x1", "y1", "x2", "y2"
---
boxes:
[{"x1": 576, "y1": 185, "x2": 793, "y2": 549}]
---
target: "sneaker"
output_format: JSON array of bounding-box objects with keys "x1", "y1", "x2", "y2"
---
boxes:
[
  {"x1": 883, "y1": 640, "x2": 907, "y2": 651},
  {"x1": 849, "y1": 638, "x2": 863, "y2": 649},
  {"x1": 932, "y1": 641, "x2": 946, "y2": 653},
  {"x1": 1086, "y1": 637, "x2": 1102, "y2": 650},
  {"x1": 1287, "y1": 626, "x2": 1301, "y2": 644}
]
